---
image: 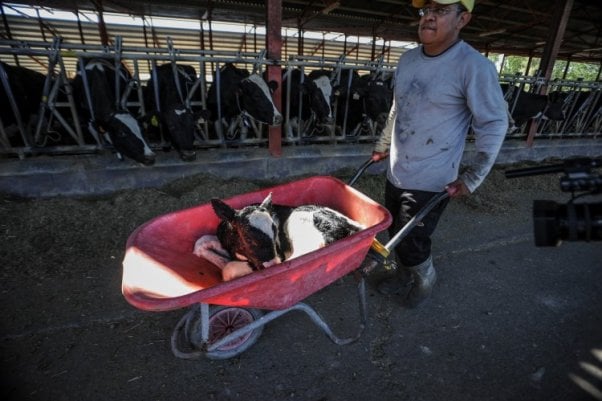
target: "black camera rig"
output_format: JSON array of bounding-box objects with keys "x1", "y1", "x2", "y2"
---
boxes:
[{"x1": 505, "y1": 157, "x2": 602, "y2": 246}]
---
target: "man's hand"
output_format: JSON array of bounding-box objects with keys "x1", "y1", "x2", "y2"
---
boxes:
[
  {"x1": 445, "y1": 179, "x2": 470, "y2": 198},
  {"x1": 371, "y1": 151, "x2": 389, "y2": 162}
]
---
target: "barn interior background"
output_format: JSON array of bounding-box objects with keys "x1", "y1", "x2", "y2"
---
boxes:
[{"x1": 0, "y1": 0, "x2": 601, "y2": 196}]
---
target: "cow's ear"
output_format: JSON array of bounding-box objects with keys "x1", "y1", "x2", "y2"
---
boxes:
[
  {"x1": 259, "y1": 192, "x2": 273, "y2": 209},
  {"x1": 211, "y1": 199, "x2": 236, "y2": 221},
  {"x1": 267, "y1": 80, "x2": 278, "y2": 93}
]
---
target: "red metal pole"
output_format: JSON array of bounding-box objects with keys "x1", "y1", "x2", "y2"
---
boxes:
[{"x1": 266, "y1": 0, "x2": 283, "y2": 157}]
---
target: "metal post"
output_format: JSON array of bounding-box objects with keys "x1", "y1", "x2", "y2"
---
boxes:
[{"x1": 266, "y1": 0, "x2": 283, "y2": 157}]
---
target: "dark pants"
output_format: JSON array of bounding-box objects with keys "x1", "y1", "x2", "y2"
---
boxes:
[{"x1": 385, "y1": 179, "x2": 450, "y2": 267}]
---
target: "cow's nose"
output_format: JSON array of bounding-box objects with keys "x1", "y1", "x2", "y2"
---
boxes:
[
  {"x1": 180, "y1": 150, "x2": 197, "y2": 162},
  {"x1": 322, "y1": 116, "x2": 334, "y2": 125},
  {"x1": 142, "y1": 155, "x2": 156, "y2": 166},
  {"x1": 273, "y1": 113, "x2": 283, "y2": 126},
  {"x1": 376, "y1": 113, "x2": 388, "y2": 124},
  {"x1": 263, "y1": 257, "x2": 281, "y2": 268}
]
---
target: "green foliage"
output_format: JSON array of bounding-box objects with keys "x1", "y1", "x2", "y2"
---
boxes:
[{"x1": 491, "y1": 53, "x2": 600, "y2": 81}]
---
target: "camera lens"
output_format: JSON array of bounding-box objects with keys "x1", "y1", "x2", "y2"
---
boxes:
[{"x1": 533, "y1": 200, "x2": 602, "y2": 246}]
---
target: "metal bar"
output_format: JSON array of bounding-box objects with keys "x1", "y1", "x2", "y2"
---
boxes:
[
  {"x1": 207, "y1": 277, "x2": 368, "y2": 352},
  {"x1": 266, "y1": 0, "x2": 283, "y2": 157},
  {"x1": 0, "y1": 60, "x2": 29, "y2": 147}
]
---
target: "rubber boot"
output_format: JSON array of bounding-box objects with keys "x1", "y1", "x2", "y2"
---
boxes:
[
  {"x1": 404, "y1": 256, "x2": 436, "y2": 308},
  {"x1": 376, "y1": 265, "x2": 413, "y2": 297}
]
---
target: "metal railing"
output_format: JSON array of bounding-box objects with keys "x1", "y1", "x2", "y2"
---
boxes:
[{"x1": 1, "y1": 37, "x2": 600, "y2": 161}]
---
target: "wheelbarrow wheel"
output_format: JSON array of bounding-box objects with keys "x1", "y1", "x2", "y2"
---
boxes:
[{"x1": 203, "y1": 306, "x2": 264, "y2": 360}]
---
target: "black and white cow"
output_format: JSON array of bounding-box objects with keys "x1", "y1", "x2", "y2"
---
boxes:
[
  {"x1": 72, "y1": 57, "x2": 155, "y2": 165},
  {"x1": 331, "y1": 70, "x2": 394, "y2": 137},
  {"x1": 501, "y1": 84, "x2": 566, "y2": 130},
  {"x1": 145, "y1": 63, "x2": 199, "y2": 161},
  {"x1": 207, "y1": 63, "x2": 282, "y2": 141},
  {"x1": 306, "y1": 69, "x2": 336, "y2": 125},
  {"x1": 0, "y1": 61, "x2": 46, "y2": 146},
  {"x1": 281, "y1": 68, "x2": 335, "y2": 138},
  {"x1": 359, "y1": 73, "x2": 394, "y2": 132},
  {"x1": 210, "y1": 193, "x2": 363, "y2": 272}
]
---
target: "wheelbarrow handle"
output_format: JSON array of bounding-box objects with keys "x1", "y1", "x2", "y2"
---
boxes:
[
  {"x1": 383, "y1": 190, "x2": 449, "y2": 253},
  {"x1": 348, "y1": 158, "x2": 376, "y2": 186}
]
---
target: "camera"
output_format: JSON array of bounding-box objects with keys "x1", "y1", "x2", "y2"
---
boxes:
[{"x1": 505, "y1": 157, "x2": 602, "y2": 246}]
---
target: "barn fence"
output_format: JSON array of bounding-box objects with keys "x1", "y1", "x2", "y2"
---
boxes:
[
  {"x1": 0, "y1": 37, "x2": 600, "y2": 161},
  {"x1": 499, "y1": 73, "x2": 601, "y2": 140}
]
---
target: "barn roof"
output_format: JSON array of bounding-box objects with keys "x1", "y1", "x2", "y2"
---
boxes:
[{"x1": 3, "y1": 0, "x2": 601, "y2": 65}]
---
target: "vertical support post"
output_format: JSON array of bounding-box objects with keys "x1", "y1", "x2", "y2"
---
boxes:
[
  {"x1": 96, "y1": 0, "x2": 110, "y2": 47},
  {"x1": 525, "y1": 53, "x2": 533, "y2": 75},
  {"x1": 266, "y1": 0, "x2": 282, "y2": 157},
  {"x1": 526, "y1": 0, "x2": 574, "y2": 146},
  {"x1": 1, "y1": 4, "x2": 19, "y2": 66}
]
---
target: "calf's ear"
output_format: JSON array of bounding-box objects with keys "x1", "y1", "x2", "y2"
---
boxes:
[
  {"x1": 211, "y1": 199, "x2": 236, "y2": 221},
  {"x1": 259, "y1": 192, "x2": 273, "y2": 209}
]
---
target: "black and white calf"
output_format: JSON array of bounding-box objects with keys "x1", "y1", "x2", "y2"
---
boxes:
[
  {"x1": 207, "y1": 63, "x2": 282, "y2": 141},
  {"x1": 145, "y1": 63, "x2": 200, "y2": 161},
  {"x1": 72, "y1": 57, "x2": 155, "y2": 165},
  {"x1": 210, "y1": 193, "x2": 363, "y2": 271}
]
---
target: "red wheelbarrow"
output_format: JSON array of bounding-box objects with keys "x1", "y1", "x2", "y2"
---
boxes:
[
  {"x1": 122, "y1": 166, "x2": 449, "y2": 359},
  {"x1": 122, "y1": 174, "x2": 392, "y2": 359}
]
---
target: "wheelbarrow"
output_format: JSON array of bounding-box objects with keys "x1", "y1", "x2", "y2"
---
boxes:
[{"x1": 122, "y1": 161, "x2": 448, "y2": 359}]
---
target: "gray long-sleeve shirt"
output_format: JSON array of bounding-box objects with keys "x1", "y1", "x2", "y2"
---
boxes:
[{"x1": 374, "y1": 40, "x2": 508, "y2": 193}]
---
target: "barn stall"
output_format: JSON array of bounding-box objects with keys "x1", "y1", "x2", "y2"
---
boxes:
[{"x1": 0, "y1": 0, "x2": 601, "y2": 197}]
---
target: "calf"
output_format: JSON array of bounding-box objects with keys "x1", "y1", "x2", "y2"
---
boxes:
[
  {"x1": 207, "y1": 63, "x2": 282, "y2": 141},
  {"x1": 145, "y1": 63, "x2": 199, "y2": 161},
  {"x1": 72, "y1": 57, "x2": 155, "y2": 165},
  {"x1": 210, "y1": 193, "x2": 363, "y2": 272},
  {"x1": 501, "y1": 84, "x2": 566, "y2": 129}
]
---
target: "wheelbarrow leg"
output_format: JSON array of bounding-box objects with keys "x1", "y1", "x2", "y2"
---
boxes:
[{"x1": 170, "y1": 277, "x2": 369, "y2": 359}]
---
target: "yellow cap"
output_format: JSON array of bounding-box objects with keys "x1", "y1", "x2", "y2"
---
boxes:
[{"x1": 412, "y1": 0, "x2": 474, "y2": 12}]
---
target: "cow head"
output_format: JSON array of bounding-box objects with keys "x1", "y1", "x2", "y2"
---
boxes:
[
  {"x1": 364, "y1": 79, "x2": 393, "y2": 125},
  {"x1": 545, "y1": 91, "x2": 568, "y2": 121},
  {"x1": 304, "y1": 75, "x2": 334, "y2": 124},
  {"x1": 238, "y1": 74, "x2": 283, "y2": 126},
  {"x1": 211, "y1": 193, "x2": 282, "y2": 271},
  {"x1": 101, "y1": 112, "x2": 156, "y2": 166},
  {"x1": 162, "y1": 106, "x2": 197, "y2": 161}
]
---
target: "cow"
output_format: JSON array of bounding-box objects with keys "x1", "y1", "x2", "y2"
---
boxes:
[
  {"x1": 203, "y1": 193, "x2": 363, "y2": 280},
  {"x1": 72, "y1": 57, "x2": 156, "y2": 165},
  {"x1": 206, "y1": 63, "x2": 282, "y2": 141},
  {"x1": 333, "y1": 70, "x2": 394, "y2": 138},
  {"x1": 0, "y1": 61, "x2": 46, "y2": 147},
  {"x1": 501, "y1": 84, "x2": 566, "y2": 131},
  {"x1": 281, "y1": 68, "x2": 335, "y2": 138},
  {"x1": 359, "y1": 73, "x2": 394, "y2": 133},
  {"x1": 145, "y1": 63, "x2": 199, "y2": 161}
]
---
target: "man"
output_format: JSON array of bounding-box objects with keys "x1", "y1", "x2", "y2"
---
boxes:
[{"x1": 372, "y1": 0, "x2": 508, "y2": 307}]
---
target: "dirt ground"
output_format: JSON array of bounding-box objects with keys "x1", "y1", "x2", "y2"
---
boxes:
[{"x1": 1, "y1": 164, "x2": 601, "y2": 401}]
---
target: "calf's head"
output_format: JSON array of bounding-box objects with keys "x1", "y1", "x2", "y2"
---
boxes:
[{"x1": 211, "y1": 193, "x2": 282, "y2": 270}]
